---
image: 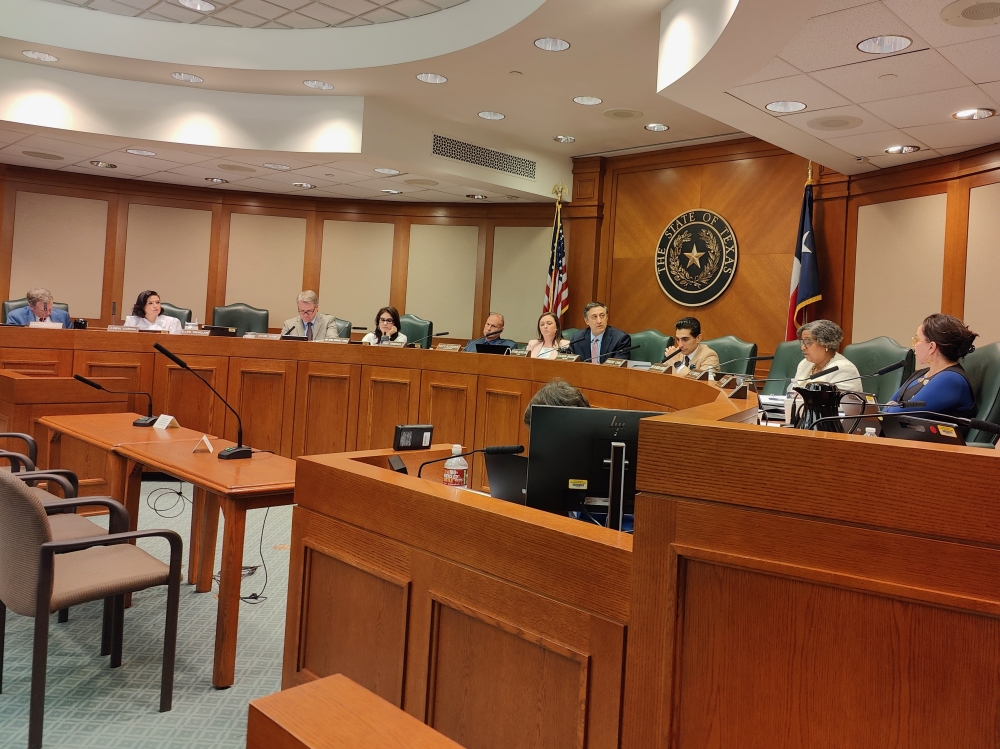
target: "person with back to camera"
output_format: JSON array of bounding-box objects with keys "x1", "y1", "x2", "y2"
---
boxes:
[
  {"x1": 526, "y1": 312, "x2": 572, "y2": 360},
  {"x1": 124, "y1": 290, "x2": 182, "y2": 333},
  {"x1": 523, "y1": 378, "x2": 590, "y2": 426},
  {"x1": 361, "y1": 306, "x2": 408, "y2": 345},
  {"x1": 6, "y1": 288, "x2": 72, "y2": 328},
  {"x1": 885, "y1": 313, "x2": 977, "y2": 420}
]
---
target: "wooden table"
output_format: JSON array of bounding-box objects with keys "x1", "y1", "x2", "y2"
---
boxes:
[{"x1": 115, "y1": 437, "x2": 295, "y2": 688}]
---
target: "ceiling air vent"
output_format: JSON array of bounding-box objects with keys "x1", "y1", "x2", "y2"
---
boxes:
[
  {"x1": 432, "y1": 134, "x2": 536, "y2": 180},
  {"x1": 942, "y1": 0, "x2": 1000, "y2": 26}
]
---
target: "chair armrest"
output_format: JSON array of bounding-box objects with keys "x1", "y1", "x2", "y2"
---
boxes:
[
  {"x1": 0, "y1": 450, "x2": 35, "y2": 472},
  {"x1": 42, "y1": 497, "x2": 129, "y2": 533},
  {"x1": 42, "y1": 528, "x2": 182, "y2": 558},
  {"x1": 0, "y1": 432, "x2": 37, "y2": 464},
  {"x1": 18, "y1": 471, "x2": 78, "y2": 498}
]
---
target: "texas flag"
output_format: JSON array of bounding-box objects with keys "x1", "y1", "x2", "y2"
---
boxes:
[{"x1": 785, "y1": 183, "x2": 822, "y2": 340}]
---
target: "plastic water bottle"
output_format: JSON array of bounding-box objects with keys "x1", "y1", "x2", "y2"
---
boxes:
[
  {"x1": 442, "y1": 444, "x2": 468, "y2": 488},
  {"x1": 864, "y1": 427, "x2": 878, "y2": 437}
]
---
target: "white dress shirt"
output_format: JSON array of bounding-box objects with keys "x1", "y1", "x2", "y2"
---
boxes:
[
  {"x1": 361, "y1": 332, "x2": 408, "y2": 345},
  {"x1": 124, "y1": 315, "x2": 182, "y2": 334}
]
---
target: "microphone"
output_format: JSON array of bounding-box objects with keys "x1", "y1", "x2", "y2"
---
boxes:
[
  {"x1": 74, "y1": 374, "x2": 156, "y2": 427},
  {"x1": 351, "y1": 326, "x2": 368, "y2": 331},
  {"x1": 281, "y1": 323, "x2": 296, "y2": 335},
  {"x1": 805, "y1": 365, "x2": 839, "y2": 380},
  {"x1": 153, "y1": 343, "x2": 252, "y2": 460},
  {"x1": 661, "y1": 348, "x2": 684, "y2": 365},
  {"x1": 703, "y1": 355, "x2": 776, "y2": 378},
  {"x1": 380, "y1": 334, "x2": 389, "y2": 344},
  {"x1": 417, "y1": 445, "x2": 524, "y2": 478},
  {"x1": 806, "y1": 406, "x2": 997, "y2": 437},
  {"x1": 579, "y1": 342, "x2": 640, "y2": 363},
  {"x1": 406, "y1": 331, "x2": 450, "y2": 348}
]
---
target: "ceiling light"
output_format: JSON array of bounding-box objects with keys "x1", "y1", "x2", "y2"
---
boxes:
[
  {"x1": 645, "y1": 123, "x2": 669, "y2": 132},
  {"x1": 264, "y1": 163, "x2": 291, "y2": 170},
  {"x1": 172, "y1": 72, "x2": 203, "y2": 83},
  {"x1": 381, "y1": 189, "x2": 403, "y2": 194},
  {"x1": 126, "y1": 148, "x2": 156, "y2": 157},
  {"x1": 416, "y1": 73, "x2": 447, "y2": 84},
  {"x1": 478, "y1": 111, "x2": 505, "y2": 120},
  {"x1": 293, "y1": 182, "x2": 315, "y2": 189},
  {"x1": 22, "y1": 151, "x2": 63, "y2": 160},
  {"x1": 374, "y1": 167, "x2": 400, "y2": 175},
  {"x1": 205, "y1": 177, "x2": 228, "y2": 184},
  {"x1": 953, "y1": 108, "x2": 995, "y2": 120},
  {"x1": 90, "y1": 161, "x2": 117, "y2": 169},
  {"x1": 766, "y1": 100, "x2": 807, "y2": 113},
  {"x1": 303, "y1": 80, "x2": 334, "y2": 91},
  {"x1": 885, "y1": 145, "x2": 920, "y2": 154},
  {"x1": 534, "y1": 38, "x2": 570, "y2": 51},
  {"x1": 553, "y1": 135, "x2": 576, "y2": 143},
  {"x1": 22, "y1": 50, "x2": 58, "y2": 62},
  {"x1": 467, "y1": 194, "x2": 488, "y2": 200},
  {"x1": 178, "y1": 0, "x2": 215, "y2": 10},
  {"x1": 574, "y1": 96, "x2": 602, "y2": 106},
  {"x1": 857, "y1": 35, "x2": 912, "y2": 54}
]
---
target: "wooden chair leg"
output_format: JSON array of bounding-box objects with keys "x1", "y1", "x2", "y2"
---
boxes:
[
  {"x1": 110, "y1": 595, "x2": 124, "y2": 669},
  {"x1": 100, "y1": 598, "x2": 113, "y2": 656},
  {"x1": 28, "y1": 607, "x2": 50, "y2": 749},
  {"x1": 160, "y1": 574, "x2": 181, "y2": 712},
  {"x1": 0, "y1": 599, "x2": 6, "y2": 694},
  {"x1": 57, "y1": 608, "x2": 68, "y2": 624}
]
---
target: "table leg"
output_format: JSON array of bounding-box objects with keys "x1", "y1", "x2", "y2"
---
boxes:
[
  {"x1": 122, "y1": 459, "x2": 143, "y2": 610},
  {"x1": 196, "y1": 492, "x2": 220, "y2": 594},
  {"x1": 188, "y1": 487, "x2": 205, "y2": 586},
  {"x1": 212, "y1": 495, "x2": 245, "y2": 688}
]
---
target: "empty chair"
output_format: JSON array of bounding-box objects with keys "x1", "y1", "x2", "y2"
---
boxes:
[
  {"x1": 400, "y1": 314, "x2": 433, "y2": 349},
  {"x1": 841, "y1": 336, "x2": 914, "y2": 405},
  {"x1": 960, "y1": 341, "x2": 1000, "y2": 445},
  {"x1": 332, "y1": 318, "x2": 351, "y2": 338},
  {"x1": 561, "y1": 328, "x2": 580, "y2": 345},
  {"x1": 212, "y1": 303, "x2": 269, "y2": 337},
  {"x1": 629, "y1": 330, "x2": 674, "y2": 365},
  {"x1": 158, "y1": 302, "x2": 192, "y2": 326},
  {"x1": 703, "y1": 335, "x2": 758, "y2": 376},
  {"x1": 760, "y1": 340, "x2": 806, "y2": 395}
]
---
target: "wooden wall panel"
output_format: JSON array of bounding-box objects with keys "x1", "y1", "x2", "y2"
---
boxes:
[
  {"x1": 151, "y1": 353, "x2": 229, "y2": 437},
  {"x1": 357, "y1": 365, "x2": 421, "y2": 450},
  {"x1": 419, "y1": 370, "x2": 477, "y2": 449},
  {"x1": 1, "y1": 347, "x2": 73, "y2": 376},
  {"x1": 74, "y1": 350, "x2": 154, "y2": 413},
  {"x1": 225, "y1": 357, "x2": 298, "y2": 457},
  {"x1": 292, "y1": 360, "x2": 361, "y2": 458},
  {"x1": 472, "y1": 376, "x2": 532, "y2": 492}
]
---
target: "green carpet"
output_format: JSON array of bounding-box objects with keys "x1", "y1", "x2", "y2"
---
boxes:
[{"x1": 0, "y1": 482, "x2": 292, "y2": 748}]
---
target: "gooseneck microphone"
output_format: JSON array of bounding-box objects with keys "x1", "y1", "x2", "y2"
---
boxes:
[
  {"x1": 417, "y1": 444, "x2": 524, "y2": 479},
  {"x1": 153, "y1": 343, "x2": 252, "y2": 460},
  {"x1": 74, "y1": 374, "x2": 156, "y2": 427},
  {"x1": 579, "y1": 342, "x2": 640, "y2": 363},
  {"x1": 406, "y1": 331, "x2": 450, "y2": 348},
  {"x1": 805, "y1": 364, "x2": 839, "y2": 380}
]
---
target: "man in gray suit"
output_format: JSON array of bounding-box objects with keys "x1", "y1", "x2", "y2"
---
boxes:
[{"x1": 281, "y1": 291, "x2": 344, "y2": 340}]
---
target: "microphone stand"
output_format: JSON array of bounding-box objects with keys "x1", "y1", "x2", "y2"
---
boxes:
[
  {"x1": 405, "y1": 331, "x2": 451, "y2": 348},
  {"x1": 74, "y1": 374, "x2": 156, "y2": 427}
]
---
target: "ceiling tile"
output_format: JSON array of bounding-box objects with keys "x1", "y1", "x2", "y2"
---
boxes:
[
  {"x1": 149, "y1": 0, "x2": 204, "y2": 21},
  {"x1": 810, "y1": 48, "x2": 974, "y2": 102},
  {"x1": 138, "y1": 11, "x2": 180, "y2": 21},
  {"x1": 410, "y1": 189, "x2": 467, "y2": 202},
  {"x1": 812, "y1": 0, "x2": 876, "y2": 16},
  {"x1": 226, "y1": 154, "x2": 318, "y2": 170},
  {"x1": 213, "y1": 5, "x2": 268, "y2": 24},
  {"x1": 251, "y1": 171, "x2": 339, "y2": 187},
  {"x1": 350, "y1": 177, "x2": 425, "y2": 192},
  {"x1": 883, "y1": 0, "x2": 1000, "y2": 47},
  {"x1": 824, "y1": 128, "x2": 929, "y2": 157},
  {"x1": 429, "y1": 183, "x2": 507, "y2": 198},
  {"x1": 167, "y1": 163, "x2": 254, "y2": 180},
  {"x1": 778, "y1": 3, "x2": 928, "y2": 73},
  {"x1": 937, "y1": 143, "x2": 992, "y2": 156},
  {"x1": 265, "y1": 0, "x2": 310, "y2": 9},
  {"x1": 132, "y1": 172, "x2": 203, "y2": 186},
  {"x1": 87, "y1": 0, "x2": 143, "y2": 14},
  {"x1": 862, "y1": 85, "x2": 1000, "y2": 128},
  {"x1": 866, "y1": 148, "x2": 943, "y2": 168},
  {"x1": 362, "y1": 6, "x2": 403, "y2": 21},
  {"x1": 95, "y1": 150, "x2": 186, "y2": 170},
  {"x1": 386, "y1": 0, "x2": 436, "y2": 17},
  {"x1": 325, "y1": 160, "x2": 381, "y2": 176},
  {"x1": 124, "y1": 144, "x2": 221, "y2": 164},
  {"x1": 337, "y1": 15, "x2": 371, "y2": 25},
  {"x1": 429, "y1": 0, "x2": 465, "y2": 7},
  {"x1": 197, "y1": 15, "x2": 237, "y2": 24},
  {"x1": 777, "y1": 103, "x2": 894, "y2": 138},
  {"x1": 938, "y1": 37, "x2": 1000, "y2": 85},
  {"x1": 277, "y1": 11, "x2": 325, "y2": 26},
  {"x1": 12, "y1": 135, "x2": 110, "y2": 157},
  {"x1": 289, "y1": 165, "x2": 371, "y2": 182},
  {"x1": 0, "y1": 151, "x2": 76, "y2": 168},
  {"x1": 727, "y1": 74, "x2": 851, "y2": 113},
  {"x1": 737, "y1": 57, "x2": 803, "y2": 87},
  {"x1": 116, "y1": 0, "x2": 159, "y2": 10},
  {"x1": 67, "y1": 158, "x2": 157, "y2": 177},
  {"x1": 373, "y1": 192, "x2": 429, "y2": 201},
  {"x1": 296, "y1": 2, "x2": 350, "y2": 23},
  {"x1": 0, "y1": 129, "x2": 31, "y2": 146},
  {"x1": 232, "y1": 0, "x2": 287, "y2": 19},
  {"x1": 323, "y1": 0, "x2": 376, "y2": 13},
  {"x1": 901, "y1": 114, "x2": 1000, "y2": 149},
  {"x1": 312, "y1": 184, "x2": 382, "y2": 198},
  {"x1": 390, "y1": 173, "x2": 456, "y2": 188}
]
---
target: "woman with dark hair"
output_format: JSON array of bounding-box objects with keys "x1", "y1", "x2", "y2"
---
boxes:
[
  {"x1": 526, "y1": 312, "x2": 571, "y2": 359},
  {"x1": 361, "y1": 306, "x2": 407, "y2": 345},
  {"x1": 885, "y1": 313, "x2": 977, "y2": 419},
  {"x1": 124, "y1": 290, "x2": 182, "y2": 333}
]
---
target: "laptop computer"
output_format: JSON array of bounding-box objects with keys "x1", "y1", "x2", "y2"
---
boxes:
[
  {"x1": 879, "y1": 413, "x2": 966, "y2": 446},
  {"x1": 484, "y1": 453, "x2": 528, "y2": 504},
  {"x1": 476, "y1": 344, "x2": 513, "y2": 355}
]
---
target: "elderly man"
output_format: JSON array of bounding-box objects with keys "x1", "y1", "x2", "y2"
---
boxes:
[
  {"x1": 7, "y1": 288, "x2": 71, "y2": 328},
  {"x1": 568, "y1": 302, "x2": 631, "y2": 363},
  {"x1": 464, "y1": 312, "x2": 517, "y2": 352},
  {"x1": 281, "y1": 291, "x2": 344, "y2": 340}
]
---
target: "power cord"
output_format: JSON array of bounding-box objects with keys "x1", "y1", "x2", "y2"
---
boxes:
[
  {"x1": 211, "y1": 507, "x2": 271, "y2": 605},
  {"x1": 146, "y1": 481, "x2": 191, "y2": 519}
]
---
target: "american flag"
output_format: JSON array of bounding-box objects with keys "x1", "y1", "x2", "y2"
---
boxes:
[{"x1": 543, "y1": 201, "x2": 569, "y2": 318}]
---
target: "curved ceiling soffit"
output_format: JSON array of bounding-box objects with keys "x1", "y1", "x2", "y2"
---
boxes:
[{"x1": 0, "y1": 0, "x2": 547, "y2": 71}]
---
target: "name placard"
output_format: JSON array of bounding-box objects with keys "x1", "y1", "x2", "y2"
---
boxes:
[
  {"x1": 243, "y1": 332, "x2": 281, "y2": 340},
  {"x1": 178, "y1": 329, "x2": 211, "y2": 336},
  {"x1": 192, "y1": 435, "x2": 214, "y2": 454},
  {"x1": 153, "y1": 413, "x2": 179, "y2": 430},
  {"x1": 436, "y1": 343, "x2": 462, "y2": 352},
  {"x1": 603, "y1": 358, "x2": 627, "y2": 368},
  {"x1": 383, "y1": 341, "x2": 407, "y2": 348},
  {"x1": 555, "y1": 353, "x2": 580, "y2": 362},
  {"x1": 106, "y1": 325, "x2": 139, "y2": 333},
  {"x1": 321, "y1": 337, "x2": 351, "y2": 344},
  {"x1": 648, "y1": 364, "x2": 670, "y2": 374},
  {"x1": 507, "y1": 348, "x2": 529, "y2": 357},
  {"x1": 28, "y1": 321, "x2": 65, "y2": 329}
]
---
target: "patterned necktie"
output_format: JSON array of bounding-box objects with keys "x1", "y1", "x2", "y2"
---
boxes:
[
  {"x1": 306, "y1": 322, "x2": 313, "y2": 341},
  {"x1": 592, "y1": 337, "x2": 600, "y2": 365}
]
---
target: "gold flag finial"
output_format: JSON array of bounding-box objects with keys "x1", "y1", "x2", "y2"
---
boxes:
[
  {"x1": 552, "y1": 183, "x2": 568, "y2": 203},
  {"x1": 807, "y1": 161, "x2": 814, "y2": 185}
]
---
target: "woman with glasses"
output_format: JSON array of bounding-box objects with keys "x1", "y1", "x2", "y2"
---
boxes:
[
  {"x1": 124, "y1": 290, "x2": 182, "y2": 333},
  {"x1": 885, "y1": 314, "x2": 976, "y2": 418},
  {"x1": 526, "y1": 312, "x2": 571, "y2": 359},
  {"x1": 789, "y1": 319, "x2": 862, "y2": 392},
  {"x1": 361, "y1": 306, "x2": 407, "y2": 345}
]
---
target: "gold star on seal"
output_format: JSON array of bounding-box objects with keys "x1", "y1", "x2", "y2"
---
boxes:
[{"x1": 683, "y1": 246, "x2": 705, "y2": 268}]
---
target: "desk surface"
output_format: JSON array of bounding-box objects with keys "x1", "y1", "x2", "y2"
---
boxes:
[{"x1": 39, "y1": 412, "x2": 212, "y2": 448}]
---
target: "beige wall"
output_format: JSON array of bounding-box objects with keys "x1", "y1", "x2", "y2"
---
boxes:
[
  {"x1": 225, "y1": 212, "x2": 307, "y2": 327},
  {"x1": 406, "y1": 224, "x2": 479, "y2": 339},
  {"x1": 490, "y1": 226, "x2": 551, "y2": 343},
  {"x1": 965, "y1": 182, "x2": 1000, "y2": 346},
  {"x1": 123, "y1": 203, "x2": 212, "y2": 322},
  {"x1": 10, "y1": 191, "x2": 107, "y2": 319},
  {"x1": 319, "y1": 220, "x2": 394, "y2": 330},
  {"x1": 853, "y1": 194, "x2": 947, "y2": 346}
]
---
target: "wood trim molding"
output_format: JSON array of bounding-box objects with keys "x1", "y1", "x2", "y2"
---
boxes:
[
  {"x1": 389, "y1": 218, "x2": 411, "y2": 312},
  {"x1": 942, "y1": 178, "x2": 971, "y2": 318}
]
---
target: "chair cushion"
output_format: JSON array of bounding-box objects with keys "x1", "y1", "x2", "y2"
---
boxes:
[
  {"x1": 51, "y1": 544, "x2": 169, "y2": 611},
  {"x1": 30, "y1": 487, "x2": 60, "y2": 505},
  {"x1": 49, "y1": 513, "x2": 107, "y2": 542}
]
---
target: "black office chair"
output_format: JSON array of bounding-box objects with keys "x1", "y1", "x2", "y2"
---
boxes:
[
  {"x1": 2, "y1": 299, "x2": 70, "y2": 324},
  {"x1": 212, "y1": 303, "x2": 269, "y2": 337},
  {"x1": 159, "y1": 302, "x2": 192, "y2": 326}
]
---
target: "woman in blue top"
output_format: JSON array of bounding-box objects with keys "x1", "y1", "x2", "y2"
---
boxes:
[{"x1": 886, "y1": 313, "x2": 977, "y2": 420}]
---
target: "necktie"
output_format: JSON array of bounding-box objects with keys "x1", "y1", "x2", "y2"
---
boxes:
[
  {"x1": 684, "y1": 355, "x2": 690, "y2": 368},
  {"x1": 306, "y1": 322, "x2": 313, "y2": 341},
  {"x1": 592, "y1": 337, "x2": 600, "y2": 365}
]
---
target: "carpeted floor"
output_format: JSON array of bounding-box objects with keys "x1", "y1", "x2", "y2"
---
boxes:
[{"x1": 0, "y1": 481, "x2": 292, "y2": 748}]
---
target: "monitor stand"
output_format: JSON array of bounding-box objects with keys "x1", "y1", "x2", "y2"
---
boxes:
[{"x1": 605, "y1": 441, "x2": 628, "y2": 531}]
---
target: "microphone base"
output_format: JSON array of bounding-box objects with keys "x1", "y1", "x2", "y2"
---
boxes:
[
  {"x1": 133, "y1": 416, "x2": 157, "y2": 427},
  {"x1": 218, "y1": 445, "x2": 253, "y2": 460}
]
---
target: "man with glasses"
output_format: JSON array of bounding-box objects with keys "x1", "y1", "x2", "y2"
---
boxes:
[
  {"x1": 281, "y1": 290, "x2": 343, "y2": 340},
  {"x1": 464, "y1": 312, "x2": 516, "y2": 352},
  {"x1": 663, "y1": 316, "x2": 718, "y2": 375},
  {"x1": 6, "y1": 288, "x2": 72, "y2": 328}
]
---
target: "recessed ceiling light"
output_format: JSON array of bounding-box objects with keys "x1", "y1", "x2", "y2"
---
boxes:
[
  {"x1": 857, "y1": 35, "x2": 912, "y2": 54},
  {"x1": 416, "y1": 73, "x2": 447, "y2": 84},
  {"x1": 766, "y1": 100, "x2": 807, "y2": 113},
  {"x1": 178, "y1": 0, "x2": 215, "y2": 10},
  {"x1": 553, "y1": 135, "x2": 576, "y2": 143},
  {"x1": 645, "y1": 123, "x2": 669, "y2": 132},
  {"x1": 22, "y1": 151, "x2": 63, "y2": 160},
  {"x1": 467, "y1": 194, "x2": 488, "y2": 200},
  {"x1": 90, "y1": 161, "x2": 117, "y2": 169},
  {"x1": 126, "y1": 148, "x2": 156, "y2": 157},
  {"x1": 885, "y1": 145, "x2": 921, "y2": 154},
  {"x1": 22, "y1": 50, "x2": 58, "y2": 62},
  {"x1": 534, "y1": 38, "x2": 570, "y2": 51},
  {"x1": 205, "y1": 177, "x2": 228, "y2": 184},
  {"x1": 953, "y1": 108, "x2": 996, "y2": 120},
  {"x1": 374, "y1": 167, "x2": 400, "y2": 175},
  {"x1": 303, "y1": 79, "x2": 334, "y2": 91},
  {"x1": 264, "y1": 163, "x2": 291, "y2": 170},
  {"x1": 478, "y1": 111, "x2": 505, "y2": 120},
  {"x1": 381, "y1": 189, "x2": 403, "y2": 195},
  {"x1": 573, "y1": 96, "x2": 602, "y2": 106},
  {"x1": 172, "y1": 72, "x2": 203, "y2": 83},
  {"x1": 293, "y1": 182, "x2": 315, "y2": 189}
]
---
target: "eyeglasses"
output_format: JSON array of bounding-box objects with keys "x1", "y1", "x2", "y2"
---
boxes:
[
  {"x1": 911, "y1": 335, "x2": 929, "y2": 347},
  {"x1": 799, "y1": 338, "x2": 817, "y2": 348},
  {"x1": 378, "y1": 317, "x2": 394, "y2": 324}
]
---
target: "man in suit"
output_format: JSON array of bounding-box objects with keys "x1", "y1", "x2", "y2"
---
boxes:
[
  {"x1": 6, "y1": 288, "x2": 71, "y2": 328},
  {"x1": 464, "y1": 312, "x2": 517, "y2": 352},
  {"x1": 664, "y1": 316, "x2": 719, "y2": 376},
  {"x1": 569, "y1": 302, "x2": 632, "y2": 363},
  {"x1": 281, "y1": 290, "x2": 344, "y2": 340}
]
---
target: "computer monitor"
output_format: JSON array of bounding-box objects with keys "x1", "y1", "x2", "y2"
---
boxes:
[{"x1": 526, "y1": 405, "x2": 663, "y2": 530}]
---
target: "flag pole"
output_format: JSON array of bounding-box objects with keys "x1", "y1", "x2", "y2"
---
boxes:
[{"x1": 806, "y1": 160, "x2": 813, "y2": 186}]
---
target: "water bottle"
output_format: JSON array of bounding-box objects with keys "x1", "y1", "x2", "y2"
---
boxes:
[
  {"x1": 442, "y1": 444, "x2": 468, "y2": 488},
  {"x1": 864, "y1": 427, "x2": 878, "y2": 437}
]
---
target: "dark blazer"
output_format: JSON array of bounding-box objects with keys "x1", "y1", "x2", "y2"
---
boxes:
[{"x1": 569, "y1": 326, "x2": 632, "y2": 362}]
